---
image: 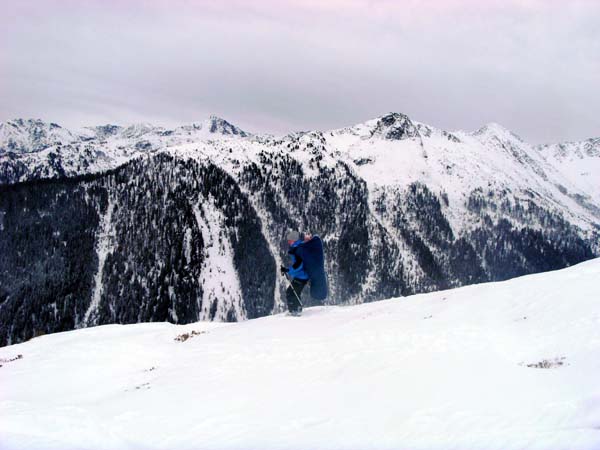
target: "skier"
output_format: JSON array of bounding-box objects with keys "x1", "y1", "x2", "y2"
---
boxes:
[
  {"x1": 280, "y1": 231, "x2": 310, "y2": 315},
  {"x1": 280, "y1": 230, "x2": 328, "y2": 316}
]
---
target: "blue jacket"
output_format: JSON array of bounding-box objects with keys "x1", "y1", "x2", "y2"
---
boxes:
[{"x1": 288, "y1": 240, "x2": 309, "y2": 280}]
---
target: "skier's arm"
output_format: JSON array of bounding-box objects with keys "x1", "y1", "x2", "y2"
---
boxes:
[
  {"x1": 292, "y1": 255, "x2": 303, "y2": 269},
  {"x1": 288, "y1": 246, "x2": 303, "y2": 269}
]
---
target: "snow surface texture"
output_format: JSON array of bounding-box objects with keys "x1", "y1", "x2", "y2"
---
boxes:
[{"x1": 1, "y1": 259, "x2": 599, "y2": 450}]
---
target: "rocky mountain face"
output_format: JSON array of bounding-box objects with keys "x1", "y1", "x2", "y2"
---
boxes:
[
  {"x1": 0, "y1": 113, "x2": 598, "y2": 346},
  {"x1": 0, "y1": 119, "x2": 76, "y2": 155}
]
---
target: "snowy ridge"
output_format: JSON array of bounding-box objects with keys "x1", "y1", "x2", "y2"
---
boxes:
[
  {"x1": 537, "y1": 138, "x2": 600, "y2": 205},
  {"x1": 1, "y1": 113, "x2": 598, "y2": 231},
  {"x1": 0, "y1": 115, "x2": 253, "y2": 185},
  {"x1": 0, "y1": 119, "x2": 76, "y2": 154},
  {"x1": 1, "y1": 259, "x2": 599, "y2": 449}
]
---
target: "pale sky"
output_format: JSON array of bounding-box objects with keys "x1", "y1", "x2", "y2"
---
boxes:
[{"x1": 1, "y1": 0, "x2": 599, "y2": 143}]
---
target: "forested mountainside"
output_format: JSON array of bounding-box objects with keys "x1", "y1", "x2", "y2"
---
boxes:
[{"x1": 1, "y1": 113, "x2": 598, "y2": 346}]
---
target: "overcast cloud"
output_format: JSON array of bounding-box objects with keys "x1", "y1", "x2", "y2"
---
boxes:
[{"x1": 1, "y1": 0, "x2": 599, "y2": 143}]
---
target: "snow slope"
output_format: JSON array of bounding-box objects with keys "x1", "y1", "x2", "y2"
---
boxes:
[
  {"x1": 537, "y1": 138, "x2": 600, "y2": 205},
  {"x1": 1, "y1": 259, "x2": 599, "y2": 450}
]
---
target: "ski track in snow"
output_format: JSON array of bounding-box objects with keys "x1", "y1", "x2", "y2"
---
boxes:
[
  {"x1": 82, "y1": 195, "x2": 115, "y2": 327},
  {"x1": 192, "y1": 200, "x2": 246, "y2": 321},
  {"x1": 1, "y1": 259, "x2": 600, "y2": 450}
]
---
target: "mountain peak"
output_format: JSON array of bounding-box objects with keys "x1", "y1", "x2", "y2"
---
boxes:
[
  {"x1": 0, "y1": 118, "x2": 75, "y2": 154},
  {"x1": 474, "y1": 122, "x2": 523, "y2": 143},
  {"x1": 185, "y1": 116, "x2": 248, "y2": 138},
  {"x1": 120, "y1": 122, "x2": 160, "y2": 139},
  {"x1": 211, "y1": 116, "x2": 247, "y2": 137},
  {"x1": 205, "y1": 115, "x2": 248, "y2": 137},
  {"x1": 371, "y1": 112, "x2": 420, "y2": 141},
  {"x1": 94, "y1": 124, "x2": 123, "y2": 135},
  {"x1": 2, "y1": 118, "x2": 62, "y2": 130}
]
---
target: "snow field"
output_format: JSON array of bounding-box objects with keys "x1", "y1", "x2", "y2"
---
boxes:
[{"x1": 1, "y1": 259, "x2": 600, "y2": 449}]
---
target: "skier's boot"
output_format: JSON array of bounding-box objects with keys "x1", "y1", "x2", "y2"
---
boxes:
[{"x1": 288, "y1": 306, "x2": 303, "y2": 317}]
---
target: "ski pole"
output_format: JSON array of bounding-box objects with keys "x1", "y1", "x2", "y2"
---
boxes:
[{"x1": 284, "y1": 272, "x2": 303, "y2": 308}]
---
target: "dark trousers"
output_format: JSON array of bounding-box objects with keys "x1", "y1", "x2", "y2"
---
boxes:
[{"x1": 286, "y1": 278, "x2": 307, "y2": 312}]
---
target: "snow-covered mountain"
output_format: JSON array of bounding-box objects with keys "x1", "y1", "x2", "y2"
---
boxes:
[
  {"x1": 0, "y1": 119, "x2": 76, "y2": 154},
  {"x1": 1, "y1": 259, "x2": 599, "y2": 450},
  {"x1": 328, "y1": 114, "x2": 599, "y2": 232},
  {"x1": 0, "y1": 116, "x2": 251, "y2": 183},
  {"x1": 537, "y1": 138, "x2": 600, "y2": 209},
  {"x1": 0, "y1": 113, "x2": 599, "y2": 346},
  {"x1": 3, "y1": 112, "x2": 597, "y2": 224}
]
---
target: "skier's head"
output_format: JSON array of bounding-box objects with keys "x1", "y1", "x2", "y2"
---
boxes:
[
  {"x1": 286, "y1": 230, "x2": 312, "y2": 245},
  {"x1": 286, "y1": 230, "x2": 302, "y2": 245}
]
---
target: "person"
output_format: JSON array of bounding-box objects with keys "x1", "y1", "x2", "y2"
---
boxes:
[{"x1": 280, "y1": 231, "x2": 312, "y2": 315}]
